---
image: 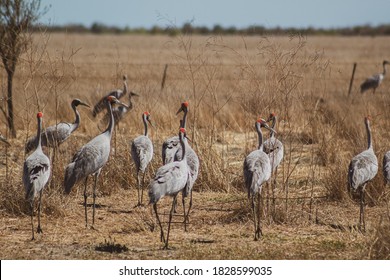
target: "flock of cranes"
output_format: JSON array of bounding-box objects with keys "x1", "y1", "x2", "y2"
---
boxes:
[{"x1": 0, "y1": 60, "x2": 387, "y2": 248}]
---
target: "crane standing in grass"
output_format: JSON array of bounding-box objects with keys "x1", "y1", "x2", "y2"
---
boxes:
[
  {"x1": 131, "y1": 111, "x2": 154, "y2": 207},
  {"x1": 149, "y1": 127, "x2": 191, "y2": 249},
  {"x1": 23, "y1": 112, "x2": 51, "y2": 240},
  {"x1": 25, "y1": 99, "x2": 90, "y2": 154},
  {"x1": 243, "y1": 118, "x2": 274, "y2": 240},
  {"x1": 162, "y1": 102, "x2": 199, "y2": 231},
  {"x1": 360, "y1": 60, "x2": 389, "y2": 94},
  {"x1": 348, "y1": 116, "x2": 378, "y2": 232},
  {"x1": 64, "y1": 96, "x2": 128, "y2": 228}
]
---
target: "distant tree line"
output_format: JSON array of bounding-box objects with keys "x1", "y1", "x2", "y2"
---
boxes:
[{"x1": 32, "y1": 22, "x2": 390, "y2": 36}]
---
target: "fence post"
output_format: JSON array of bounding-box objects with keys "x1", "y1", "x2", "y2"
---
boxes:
[{"x1": 348, "y1": 62, "x2": 357, "y2": 96}]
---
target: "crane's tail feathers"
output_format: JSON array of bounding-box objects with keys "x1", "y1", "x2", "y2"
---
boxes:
[{"x1": 64, "y1": 162, "x2": 80, "y2": 194}]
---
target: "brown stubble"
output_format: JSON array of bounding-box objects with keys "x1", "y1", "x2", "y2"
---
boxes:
[{"x1": 1, "y1": 34, "x2": 390, "y2": 259}]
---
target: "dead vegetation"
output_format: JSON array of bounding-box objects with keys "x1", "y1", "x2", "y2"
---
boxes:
[{"x1": 0, "y1": 34, "x2": 390, "y2": 259}]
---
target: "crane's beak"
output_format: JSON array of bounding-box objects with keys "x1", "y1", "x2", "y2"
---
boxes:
[
  {"x1": 147, "y1": 119, "x2": 155, "y2": 129},
  {"x1": 176, "y1": 107, "x2": 184, "y2": 115},
  {"x1": 130, "y1": 91, "x2": 139, "y2": 97},
  {"x1": 80, "y1": 101, "x2": 91, "y2": 108},
  {"x1": 262, "y1": 123, "x2": 276, "y2": 134}
]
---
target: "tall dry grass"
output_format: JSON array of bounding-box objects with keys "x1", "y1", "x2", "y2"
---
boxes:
[{"x1": 1, "y1": 33, "x2": 390, "y2": 258}]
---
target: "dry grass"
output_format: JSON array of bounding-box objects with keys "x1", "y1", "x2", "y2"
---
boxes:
[{"x1": 1, "y1": 34, "x2": 390, "y2": 259}]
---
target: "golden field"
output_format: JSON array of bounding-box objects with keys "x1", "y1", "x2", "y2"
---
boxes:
[{"x1": 0, "y1": 33, "x2": 390, "y2": 259}]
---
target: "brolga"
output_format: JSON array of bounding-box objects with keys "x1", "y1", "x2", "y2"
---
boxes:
[
  {"x1": 360, "y1": 60, "x2": 389, "y2": 94},
  {"x1": 348, "y1": 116, "x2": 378, "y2": 233},
  {"x1": 149, "y1": 127, "x2": 191, "y2": 249},
  {"x1": 162, "y1": 101, "x2": 199, "y2": 230},
  {"x1": 131, "y1": 111, "x2": 154, "y2": 207},
  {"x1": 92, "y1": 75, "x2": 128, "y2": 117},
  {"x1": 23, "y1": 112, "x2": 51, "y2": 240},
  {"x1": 243, "y1": 118, "x2": 274, "y2": 240},
  {"x1": 64, "y1": 96, "x2": 128, "y2": 228},
  {"x1": 383, "y1": 151, "x2": 390, "y2": 185},
  {"x1": 25, "y1": 99, "x2": 90, "y2": 154}
]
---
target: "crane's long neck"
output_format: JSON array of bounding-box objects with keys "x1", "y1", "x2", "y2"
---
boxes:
[
  {"x1": 36, "y1": 117, "x2": 42, "y2": 150},
  {"x1": 180, "y1": 132, "x2": 186, "y2": 161},
  {"x1": 123, "y1": 79, "x2": 128, "y2": 95},
  {"x1": 383, "y1": 63, "x2": 388, "y2": 76},
  {"x1": 366, "y1": 120, "x2": 373, "y2": 150},
  {"x1": 270, "y1": 117, "x2": 276, "y2": 138},
  {"x1": 256, "y1": 123, "x2": 264, "y2": 150},
  {"x1": 105, "y1": 101, "x2": 115, "y2": 138},
  {"x1": 72, "y1": 103, "x2": 81, "y2": 130},
  {"x1": 143, "y1": 114, "x2": 148, "y2": 136},
  {"x1": 182, "y1": 109, "x2": 188, "y2": 129}
]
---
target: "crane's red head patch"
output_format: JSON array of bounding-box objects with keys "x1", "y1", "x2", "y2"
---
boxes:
[
  {"x1": 257, "y1": 118, "x2": 266, "y2": 124},
  {"x1": 107, "y1": 96, "x2": 114, "y2": 102},
  {"x1": 183, "y1": 101, "x2": 189, "y2": 107},
  {"x1": 270, "y1": 112, "x2": 276, "y2": 117},
  {"x1": 144, "y1": 111, "x2": 150, "y2": 116},
  {"x1": 180, "y1": 127, "x2": 186, "y2": 134},
  {"x1": 37, "y1": 112, "x2": 43, "y2": 118}
]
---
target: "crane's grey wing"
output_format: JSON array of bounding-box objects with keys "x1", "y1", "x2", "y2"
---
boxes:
[
  {"x1": 185, "y1": 144, "x2": 199, "y2": 190},
  {"x1": 149, "y1": 161, "x2": 189, "y2": 204},
  {"x1": 92, "y1": 90, "x2": 124, "y2": 117},
  {"x1": 348, "y1": 151, "x2": 378, "y2": 191},
  {"x1": 243, "y1": 150, "x2": 271, "y2": 197},
  {"x1": 162, "y1": 136, "x2": 180, "y2": 164},
  {"x1": 23, "y1": 152, "x2": 51, "y2": 201},
  {"x1": 64, "y1": 134, "x2": 110, "y2": 193},
  {"x1": 383, "y1": 151, "x2": 390, "y2": 184},
  {"x1": 131, "y1": 135, "x2": 153, "y2": 172},
  {"x1": 360, "y1": 74, "x2": 381, "y2": 93}
]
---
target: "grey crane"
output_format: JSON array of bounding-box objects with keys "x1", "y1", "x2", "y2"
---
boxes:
[
  {"x1": 92, "y1": 75, "x2": 138, "y2": 123},
  {"x1": 162, "y1": 101, "x2": 189, "y2": 164},
  {"x1": 348, "y1": 116, "x2": 378, "y2": 232},
  {"x1": 64, "y1": 96, "x2": 128, "y2": 228},
  {"x1": 0, "y1": 133, "x2": 10, "y2": 146},
  {"x1": 149, "y1": 127, "x2": 191, "y2": 249},
  {"x1": 360, "y1": 60, "x2": 389, "y2": 94},
  {"x1": 25, "y1": 99, "x2": 90, "y2": 154},
  {"x1": 161, "y1": 101, "x2": 199, "y2": 230},
  {"x1": 383, "y1": 151, "x2": 390, "y2": 185},
  {"x1": 23, "y1": 112, "x2": 51, "y2": 240},
  {"x1": 131, "y1": 111, "x2": 154, "y2": 207},
  {"x1": 243, "y1": 118, "x2": 274, "y2": 240}
]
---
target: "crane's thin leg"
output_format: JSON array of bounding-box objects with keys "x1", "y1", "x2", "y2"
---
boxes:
[
  {"x1": 182, "y1": 193, "x2": 187, "y2": 232},
  {"x1": 37, "y1": 190, "x2": 43, "y2": 234},
  {"x1": 185, "y1": 191, "x2": 193, "y2": 226},
  {"x1": 272, "y1": 167, "x2": 278, "y2": 220},
  {"x1": 256, "y1": 191, "x2": 263, "y2": 239},
  {"x1": 153, "y1": 203, "x2": 165, "y2": 243},
  {"x1": 135, "y1": 170, "x2": 141, "y2": 207},
  {"x1": 141, "y1": 171, "x2": 146, "y2": 206},
  {"x1": 164, "y1": 194, "x2": 178, "y2": 250},
  {"x1": 30, "y1": 199, "x2": 35, "y2": 241},
  {"x1": 251, "y1": 194, "x2": 258, "y2": 241},
  {"x1": 92, "y1": 173, "x2": 98, "y2": 228},
  {"x1": 83, "y1": 176, "x2": 88, "y2": 228},
  {"x1": 360, "y1": 187, "x2": 366, "y2": 233}
]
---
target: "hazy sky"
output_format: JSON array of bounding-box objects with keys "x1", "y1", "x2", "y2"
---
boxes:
[{"x1": 39, "y1": 0, "x2": 390, "y2": 29}]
